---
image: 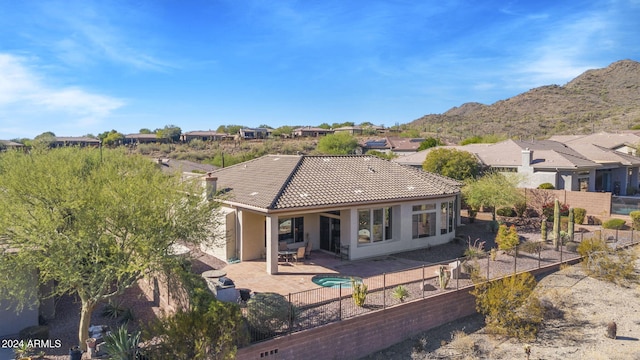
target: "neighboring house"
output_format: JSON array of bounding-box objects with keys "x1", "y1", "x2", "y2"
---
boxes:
[
  {"x1": 395, "y1": 133, "x2": 640, "y2": 194},
  {"x1": 238, "y1": 128, "x2": 272, "y2": 140},
  {"x1": 360, "y1": 137, "x2": 425, "y2": 156},
  {"x1": 200, "y1": 155, "x2": 461, "y2": 274},
  {"x1": 0, "y1": 140, "x2": 25, "y2": 151},
  {"x1": 181, "y1": 131, "x2": 229, "y2": 142},
  {"x1": 124, "y1": 133, "x2": 166, "y2": 145},
  {"x1": 50, "y1": 136, "x2": 101, "y2": 148},
  {"x1": 386, "y1": 137, "x2": 425, "y2": 156},
  {"x1": 292, "y1": 127, "x2": 335, "y2": 137}
]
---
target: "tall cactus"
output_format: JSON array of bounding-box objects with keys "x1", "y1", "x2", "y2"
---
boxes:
[
  {"x1": 568, "y1": 208, "x2": 575, "y2": 242},
  {"x1": 553, "y1": 199, "x2": 560, "y2": 251},
  {"x1": 541, "y1": 219, "x2": 547, "y2": 242}
]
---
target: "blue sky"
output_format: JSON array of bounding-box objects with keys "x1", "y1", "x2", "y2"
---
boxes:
[{"x1": 0, "y1": 0, "x2": 639, "y2": 139}]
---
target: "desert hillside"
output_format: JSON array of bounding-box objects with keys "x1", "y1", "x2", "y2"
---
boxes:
[{"x1": 410, "y1": 60, "x2": 640, "y2": 141}]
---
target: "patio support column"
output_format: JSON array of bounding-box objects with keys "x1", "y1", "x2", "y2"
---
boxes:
[{"x1": 266, "y1": 214, "x2": 279, "y2": 274}]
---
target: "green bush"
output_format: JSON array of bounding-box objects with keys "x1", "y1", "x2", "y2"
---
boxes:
[
  {"x1": 602, "y1": 218, "x2": 626, "y2": 229},
  {"x1": 101, "y1": 325, "x2": 141, "y2": 360},
  {"x1": 573, "y1": 208, "x2": 586, "y2": 225},
  {"x1": 245, "y1": 292, "x2": 297, "y2": 339},
  {"x1": 537, "y1": 183, "x2": 555, "y2": 189},
  {"x1": 630, "y1": 211, "x2": 640, "y2": 230},
  {"x1": 471, "y1": 272, "x2": 543, "y2": 340},
  {"x1": 560, "y1": 216, "x2": 569, "y2": 231},
  {"x1": 495, "y1": 224, "x2": 519, "y2": 255},
  {"x1": 496, "y1": 207, "x2": 515, "y2": 217},
  {"x1": 392, "y1": 285, "x2": 409, "y2": 302}
]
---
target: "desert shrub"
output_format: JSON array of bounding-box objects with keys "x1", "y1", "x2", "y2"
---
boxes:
[
  {"x1": 520, "y1": 241, "x2": 545, "y2": 255},
  {"x1": 495, "y1": 224, "x2": 519, "y2": 255},
  {"x1": 245, "y1": 292, "x2": 297, "y2": 339},
  {"x1": 565, "y1": 241, "x2": 579, "y2": 252},
  {"x1": 542, "y1": 202, "x2": 569, "y2": 221},
  {"x1": 630, "y1": 211, "x2": 640, "y2": 230},
  {"x1": 573, "y1": 208, "x2": 586, "y2": 225},
  {"x1": 188, "y1": 139, "x2": 206, "y2": 150},
  {"x1": 449, "y1": 330, "x2": 478, "y2": 358},
  {"x1": 102, "y1": 300, "x2": 126, "y2": 319},
  {"x1": 602, "y1": 218, "x2": 626, "y2": 229},
  {"x1": 588, "y1": 216, "x2": 602, "y2": 225},
  {"x1": 577, "y1": 238, "x2": 638, "y2": 284},
  {"x1": 496, "y1": 207, "x2": 515, "y2": 217},
  {"x1": 392, "y1": 285, "x2": 409, "y2": 302},
  {"x1": 352, "y1": 279, "x2": 368, "y2": 306},
  {"x1": 145, "y1": 300, "x2": 245, "y2": 359},
  {"x1": 514, "y1": 201, "x2": 527, "y2": 217},
  {"x1": 471, "y1": 272, "x2": 543, "y2": 340},
  {"x1": 464, "y1": 237, "x2": 486, "y2": 258},
  {"x1": 101, "y1": 325, "x2": 141, "y2": 360},
  {"x1": 560, "y1": 216, "x2": 569, "y2": 231},
  {"x1": 537, "y1": 183, "x2": 555, "y2": 189}
]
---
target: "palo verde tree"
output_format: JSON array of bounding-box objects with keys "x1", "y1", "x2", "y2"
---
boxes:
[
  {"x1": 316, "y1": 132, "x2": 358, "y2": 155},
  {"x1": 0, "y1": 147, "x2": 218, "y2": 349},
  {"x1": 462, "y1": 171, "x2": 524, "y2": 221}
]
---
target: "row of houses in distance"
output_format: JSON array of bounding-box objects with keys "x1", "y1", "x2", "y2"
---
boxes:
[{"x1": 0, "y1": 124, "x2": 395, "y2": 148}]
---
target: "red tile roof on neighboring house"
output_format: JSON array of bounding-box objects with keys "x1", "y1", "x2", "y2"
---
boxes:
[{"x1": 208, "y1": 155, "x2": 460, "y2": 211}]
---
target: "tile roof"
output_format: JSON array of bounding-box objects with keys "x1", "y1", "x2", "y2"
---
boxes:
[{"x1": 208, "y1": 155, "x2": 460, "y2": 211}]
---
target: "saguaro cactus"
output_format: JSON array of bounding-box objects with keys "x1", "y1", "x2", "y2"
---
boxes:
[
  {"x1": 553, "y1": 199, "x2": 560, "y2": 250},
  {"x1": 541, "y1": 220, "x2": 547, "y2": 242},
  {"x1": 568, "y1": 208, "x2": 575, "y2": 242}
]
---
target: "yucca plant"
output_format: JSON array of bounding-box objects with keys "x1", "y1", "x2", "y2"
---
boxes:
[
  {"x1": 101, "y1": 325, "x2": 141, "y2": 360},
  {"x1": 392, "y1": 285, "x2": 409, "y2": 302},
  {"x1": 102, "y1": 300, "x2": 126, "y2": 319}
]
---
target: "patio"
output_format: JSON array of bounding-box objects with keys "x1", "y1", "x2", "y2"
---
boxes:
[{"x1": 218, "y1": 250, "x2": 437, "y2": 296}]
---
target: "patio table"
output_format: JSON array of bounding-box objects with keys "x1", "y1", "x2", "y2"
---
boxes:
[{"x1": 278, "y1": 250, "x2": 297, "y2": 263}]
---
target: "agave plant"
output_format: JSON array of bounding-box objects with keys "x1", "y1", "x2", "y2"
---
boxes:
[{"x1": 101, "y1": 325, "x2": 141, "y2": 360}]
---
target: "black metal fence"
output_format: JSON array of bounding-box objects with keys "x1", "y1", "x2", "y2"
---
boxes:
[{"x1": 242, "y1": 228, "x2": 639, "y2": 344}]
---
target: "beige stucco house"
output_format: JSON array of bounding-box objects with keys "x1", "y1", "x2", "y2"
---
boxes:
[
  {"x1": 396, "y1": 132, "x2": 640, "y2": 195},
  {"x1": 200, "y1": 155, "x2": 461, "y2": 274}
]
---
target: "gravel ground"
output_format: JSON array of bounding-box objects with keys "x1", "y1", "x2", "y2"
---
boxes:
[{"x1": 361, "y1": 245, "x2": 640, "y2": 360}]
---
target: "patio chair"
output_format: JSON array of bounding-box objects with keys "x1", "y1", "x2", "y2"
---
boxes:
[
  {"x1": 304, "y1": 241, "x2": 312, "y2": 259},
  {"x1": 293, "y1": 246, "x2": 306, "y2": 263}
]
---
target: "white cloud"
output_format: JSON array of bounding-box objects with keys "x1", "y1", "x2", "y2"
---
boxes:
[{"x1": 0, "y1": 54, "x2": 124, "y2": 136}]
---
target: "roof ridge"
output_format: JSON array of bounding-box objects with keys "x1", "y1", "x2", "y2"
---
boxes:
[{"x1": 267, "y1": 155, "x2": 306, "y2": 209}]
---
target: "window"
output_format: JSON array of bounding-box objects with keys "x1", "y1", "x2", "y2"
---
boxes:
[
  {"x1": 412, "y1": 204, "x2": 436, "y2": 238},
  {"x1": 278, "y1": 217, "x2": 304, "y2": 243},
  {"x1": 358, "y1": 207, "x2": 392, "y2": 244},
  {"x1": 441, "y1": 201, "x2": 455, "y2": 234}
]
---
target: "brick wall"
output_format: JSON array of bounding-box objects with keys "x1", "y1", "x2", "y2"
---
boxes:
[
  {"x1": 524, "y1": 189, "x2": 612, "y2": 218},
  {"x1": 236, "y1": 289, "x2": 477, "y2": 360}
]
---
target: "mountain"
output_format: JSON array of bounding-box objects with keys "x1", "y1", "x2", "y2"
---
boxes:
[{"x1": 410, "y1": 60, "x2": 640, "y2": 141}]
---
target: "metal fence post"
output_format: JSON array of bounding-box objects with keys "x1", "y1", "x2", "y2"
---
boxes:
[
  {"x1": 538, "y1": 248, "x2": 541, "y2": 268},
  {"x1": 288, "y1": 293, "x2": 292, "y2": 334},
  {"x1": 383, "y1": 273, "x2": 386, "y2": 310},
  {"x1": 422, "y1": 265, "x2": 425, "y2": 298},
  {"x1": 456, "y1": 257, "x2": 459, "y2": 290},
  {"x1": 616, "y1": 228, "x2": 619, "y2": 242},
  {"x1": 487, "y1": 254, "x2": 490, "y2": 280},
  {"x1": 560, "y1": 240, "x2": 563, "y2": 263},
  {"x1": 339, "y1": 284, "x2": 342, "y2": 321}
]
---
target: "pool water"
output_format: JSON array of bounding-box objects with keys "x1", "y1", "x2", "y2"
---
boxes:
[{"x1": 312, "y1": 275, "x2": 362, "y2": 288}]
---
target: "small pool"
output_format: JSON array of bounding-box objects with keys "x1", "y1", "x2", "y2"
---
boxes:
[{"x1": 312, "y1": 275, "x2": 362, "y2": 288}]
